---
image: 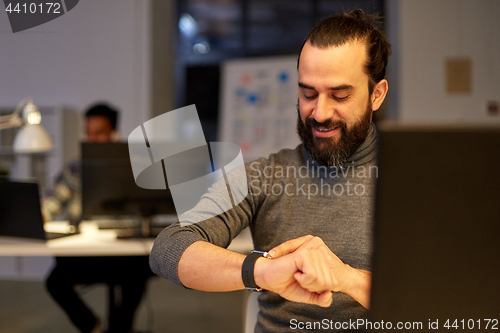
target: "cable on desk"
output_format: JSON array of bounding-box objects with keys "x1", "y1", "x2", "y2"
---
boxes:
[{"x1": 139, "y1": 236, "x2": 155, "y2": 333}]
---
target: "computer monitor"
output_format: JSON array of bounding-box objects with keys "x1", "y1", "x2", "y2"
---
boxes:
[
  {"x1": 369, "y1": 123, "x2": 500, "y2": 329},
  {"x1": 0, "y1": 181, "x2": 46, "y2": 240},
  {"x1": 81, "y1": 142, "x2": 177, "y2": 223}
]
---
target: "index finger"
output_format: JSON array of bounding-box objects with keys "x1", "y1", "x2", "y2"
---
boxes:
[{"x1": 268, "y1": 235, "x2": 314, "y2": 258}]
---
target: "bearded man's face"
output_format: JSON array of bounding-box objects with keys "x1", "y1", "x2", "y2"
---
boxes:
[{"x1": 296, "y1": 41, "x2": 376, "y2": 167}]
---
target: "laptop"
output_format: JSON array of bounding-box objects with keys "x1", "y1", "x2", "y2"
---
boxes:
[
  {"x1": 0, "y1": 181, "x2": 71, "y2": 240},
  {"x1": 368, "y1": 123, "x2": 500, "y2": 330}
]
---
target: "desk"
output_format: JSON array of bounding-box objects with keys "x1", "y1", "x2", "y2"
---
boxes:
[
  {"x1": 0, "y1": 222, "x2": 152, "y2": 257},
  {"x1": 0, "y1": 222, "x2": 253, "y2": 332},
  {"x1": 0, "y1": 221, "x2": 254, "y2": 257}
]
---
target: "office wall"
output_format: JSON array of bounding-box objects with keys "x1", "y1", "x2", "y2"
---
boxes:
[
  {"x1": 0, "y1": 0, "x2": 152, "y2": 138},
  {"x1": 386, "y1": 0, "x2": 500, "y2": 123},
  {"x1": 0, "y1": 0, "x2": 157, "y2": 281}
]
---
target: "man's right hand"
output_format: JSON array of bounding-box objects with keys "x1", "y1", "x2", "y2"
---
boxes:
[
  {"x1": 253, "y1": 248, "x2": 334, "y2": 308},
  {"x1": 254, "y1": 235, "x2": 371, "y2": 309}
]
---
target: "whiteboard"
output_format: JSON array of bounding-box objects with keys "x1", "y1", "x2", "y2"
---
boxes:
[{"x1": 219, "y1": 55, "x2": 301, "y2": 162}]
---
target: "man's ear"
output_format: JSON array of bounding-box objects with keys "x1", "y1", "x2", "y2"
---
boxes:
[{"x1": 371, "y1": 79, "x2": 388, "y2": 111}]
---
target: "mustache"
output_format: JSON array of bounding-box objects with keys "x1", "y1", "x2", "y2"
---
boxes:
[{"x1": 305, "y1": 117, "x2": 347, "y2": 131}]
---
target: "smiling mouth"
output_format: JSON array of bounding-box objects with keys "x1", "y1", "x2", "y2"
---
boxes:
[
  {"x1": 316, "y1": 126, "x2": 338, "y2": 132},
  {"x1": 313, "y1": 126, "x2": 340, "y2": 137}
]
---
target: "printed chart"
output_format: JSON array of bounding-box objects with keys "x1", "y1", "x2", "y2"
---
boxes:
[{"x1": 219, "y1": 55, "x2": 301, "y2": 162}]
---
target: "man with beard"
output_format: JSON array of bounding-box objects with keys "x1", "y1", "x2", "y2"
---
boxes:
[{"x1": 150, "y1": 9, "x2": 390, "y2": 333}]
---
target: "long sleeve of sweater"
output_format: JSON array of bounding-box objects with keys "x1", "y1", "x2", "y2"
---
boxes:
[{"x1": 149, "y1": 158, "x2": 265, "y2": 286}]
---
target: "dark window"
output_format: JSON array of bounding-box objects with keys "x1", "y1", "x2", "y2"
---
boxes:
[{"x1": 176, "y1": 0, "x2": 384, "y2": 139}]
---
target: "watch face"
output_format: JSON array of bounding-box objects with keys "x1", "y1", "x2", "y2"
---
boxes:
[{"x1": 251, "y1": 250, "x2": 270, "y2": 258}]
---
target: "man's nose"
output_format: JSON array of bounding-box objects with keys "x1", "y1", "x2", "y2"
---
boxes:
[{"x1": 312, "y1": 94, "x2": 334, "y2": 123}]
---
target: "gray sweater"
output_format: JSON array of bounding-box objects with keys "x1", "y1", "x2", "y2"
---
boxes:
[{"x1": 150, "y1": 124, "x2": 378, "y2": 332}]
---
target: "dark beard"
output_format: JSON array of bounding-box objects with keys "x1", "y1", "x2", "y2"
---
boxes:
[{"x1": 296, "y1": 102, "x2": 372, "y2": 167}]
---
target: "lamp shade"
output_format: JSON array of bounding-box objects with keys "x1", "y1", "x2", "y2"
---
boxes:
[{"x1": 13, "y1": 124, "x2": 53, "y2": 153}]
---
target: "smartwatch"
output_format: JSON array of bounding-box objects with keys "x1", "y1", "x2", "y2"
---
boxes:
[{"x1": 242, "y1": 250, "x2": 271, "y2": 291}]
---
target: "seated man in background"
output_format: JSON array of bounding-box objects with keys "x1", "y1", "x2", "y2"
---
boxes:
[
  {"x1": 44, "y1": 103, "x2": 152, "y2": 333},
  {"x1": 42, "y1": 103, "x2": 119, "y2": 223}
]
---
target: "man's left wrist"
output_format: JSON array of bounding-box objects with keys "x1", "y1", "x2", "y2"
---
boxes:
[
  {"x1": 253, "y1": 256, "x2": 271, "y2": 291},
  {"x1": 242, "y1": 250, "x2": 271, "y2": 291}
]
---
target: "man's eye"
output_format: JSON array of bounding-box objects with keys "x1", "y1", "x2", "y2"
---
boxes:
[
  {"x1": 333, "y1": 95, "x2": 349, "y2": 102},
  {"x1": 303, "y1": 94, "x2": 317, "y2": 100}
]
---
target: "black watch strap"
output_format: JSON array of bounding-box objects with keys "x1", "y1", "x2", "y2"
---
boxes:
[{"x1": 242, "y1": 250, "x2": 269, "y2": 291}]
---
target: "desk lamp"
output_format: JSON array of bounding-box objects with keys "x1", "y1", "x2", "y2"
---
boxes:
[{"x1": 0, "y1": 97, "x2": 53, "y2": 153}]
